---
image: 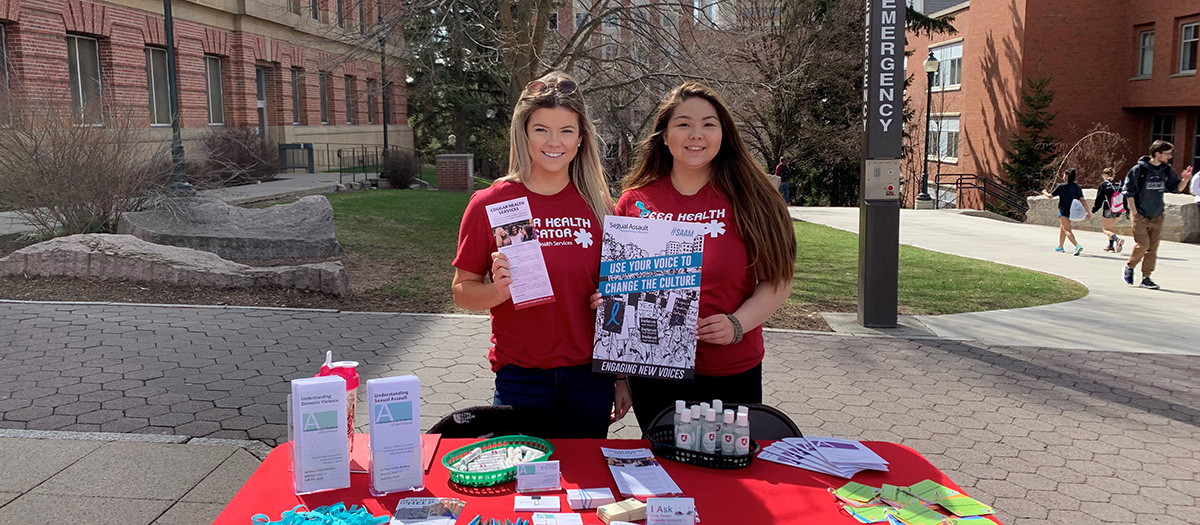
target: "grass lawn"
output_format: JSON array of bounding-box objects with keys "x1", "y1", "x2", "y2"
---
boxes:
[
  {"x1": 325, "y1": 191, "x2": 1087, "y2": 325},
  {"x1": 791, "y1": 221, "x2": 1087, "y2": 315}
]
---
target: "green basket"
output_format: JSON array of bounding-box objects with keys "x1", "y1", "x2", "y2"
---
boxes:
[{"x1": 441, "y1": 435, "x2": 555, "y2": 487}]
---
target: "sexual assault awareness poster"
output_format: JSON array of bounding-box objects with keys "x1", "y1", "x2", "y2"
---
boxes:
[{"x1": 592, "y1": 216, "x2": 704, "y2": 381}]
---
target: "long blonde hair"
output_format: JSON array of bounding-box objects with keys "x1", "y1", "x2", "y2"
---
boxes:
[
  {"x1": 622, "y1": 82, "x2": 795, "y2": 285},
  {"x1": 501, "y1": 72, "x2": 613, "y2": 223}
]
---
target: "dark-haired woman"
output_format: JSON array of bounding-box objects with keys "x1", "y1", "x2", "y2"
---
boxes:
[
  {"x1": 1042, "y1": 169, "x2": 1091, "y2": 255},
  {"x1": 609, "y1": 82, "x2": 796, "y2": 432}
]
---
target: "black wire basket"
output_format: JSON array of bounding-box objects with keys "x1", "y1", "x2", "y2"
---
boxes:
[{"x1": 644, "y1": 424, "x2": 758, "y2": 469}]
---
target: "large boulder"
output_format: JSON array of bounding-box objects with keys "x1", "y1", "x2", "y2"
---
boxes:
[
  {"x1": 1026, "y1": 190, "x2": 1200, "y2": 243},
  {"x1": 117, "y1": 195, "x2": 344, "y2": 260},
  {"x1": 0, "y1": 234, "x2": 350, "y2": 295}
]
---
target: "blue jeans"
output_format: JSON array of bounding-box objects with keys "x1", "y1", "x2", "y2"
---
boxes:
[{"x1": 494, "y1": 364, "x2": 615, "y2": 438}]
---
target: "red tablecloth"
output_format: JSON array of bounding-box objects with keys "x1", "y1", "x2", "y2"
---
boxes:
[{"x1": 215, "y1": 436, "x2": 1003, "y2": 524}]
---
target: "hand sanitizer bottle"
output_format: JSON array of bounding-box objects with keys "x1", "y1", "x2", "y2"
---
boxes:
[
  {"x1": 690, "y1": 405, "x2": 702, "y2": 426},
  {"x1": 675, "y1": 409, "x2": 695, "y2": 450},
  {"x1": 720, "y1": 409, "x2": 736, "y2": 454},
  {"x1": 700, "y1": 408, "x2": 718, "y2": 454},
  {"x1": 712, "y1": 399, "x2": 723, "y2": 414},
  {"x1": 699, "y1": 402, "x2": 710, "y2": 414},
  {"x1": 734, "y1": 412, "x2": 751, "y2": 455},
  {"x1": 673, "y1": 400, "x2": 686, "y2": 428}
]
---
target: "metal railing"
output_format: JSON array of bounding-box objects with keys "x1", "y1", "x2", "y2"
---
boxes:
[
  {"x1": 934, "y1": 173, "x2": 1029, "y2": 215},
  {"x1": 278, "y1": 143, "x2": 406, "y2": 184}
]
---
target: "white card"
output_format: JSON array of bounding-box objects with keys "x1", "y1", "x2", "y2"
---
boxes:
[
  {"x1": 647, "y1": 497, "x2": 696, "y2": 525},
  {"x1": 531, "y1": 513, "x2": 584, "y2": 525},
  {"x1": 291, "y1": 376, "x2": 350, "y2": 494},
  {"x1": 367, "y1": 375, "x2": 423, "y2": 495},
  {"x1": 567, "y1": 487, "x2": 616, "y2": 510},
  {"x1": 516, "y1": 460, "x2": 561, "y2": 493},
  {"x1": 514, "y1": 495, "x2": 561, "y2": 512}
]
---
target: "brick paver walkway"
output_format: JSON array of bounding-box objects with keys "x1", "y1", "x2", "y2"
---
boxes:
[{"x1": 1, "y1": 302, "x2": 1198, "y2": 524}]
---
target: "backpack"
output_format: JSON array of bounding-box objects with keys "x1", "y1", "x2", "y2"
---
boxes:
[{"x1": 1109, "y1": 185, "x2": 1126, "y2": 214}]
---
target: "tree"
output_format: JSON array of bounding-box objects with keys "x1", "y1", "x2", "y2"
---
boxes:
[{"x1": 1002, "y1": 73, "x2": 1059, "y2": 196}]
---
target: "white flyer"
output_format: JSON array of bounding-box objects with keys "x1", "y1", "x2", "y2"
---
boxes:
[
  {"x1": 367, "y1": 375, "x2": 423, "y2": 495},
  {"x1": 486, "y1": 197, "x2": 555, "y2": 309},
  {"x1": 601, "y1": 447, "x2": 683, "y2": 499},
  {"x1": 593, "y1": 216, "x2": 704, "y2": 381},
  {"x1": 291, "y1": 376, "x2": 350, "y2": 494},
  {"x1": 647, "y1": 498, "x2": 697, "y2": 525},
  {"x1": 531, "y1": 513, "x2": 584, "y2": 525}
]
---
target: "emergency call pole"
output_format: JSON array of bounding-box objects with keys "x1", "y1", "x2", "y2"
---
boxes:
[{"x1": 858, "y1": 0, "x2": 905, "y2": 327}]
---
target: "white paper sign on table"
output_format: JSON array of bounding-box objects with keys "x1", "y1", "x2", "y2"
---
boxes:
[
  {"x1": 367, "y1": 375, "x2": 423, "y2": 496},
  {"x1": 290, "y1": 376, "x2": 350, "y2": 495},
  {"x1": 516, "y1": 460, "x2": 561, "y2": 493},
  {"x1": 486, "y1": 197, "x2": 555, "y2": 309},
  {"x1": 647, "y1": 497, "x2": 697, "y2": 525}
]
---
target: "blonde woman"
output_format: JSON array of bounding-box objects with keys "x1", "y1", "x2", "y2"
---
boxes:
[
  {"x1": 611, "y1": 82, "x2": 796, "y2": 432},
  {"x1": 1091, "y1": 167, "x2": 1124, "y2": 252},
  {"x1": 451, "y1": 72, "x2": 630, "y2": 438}
]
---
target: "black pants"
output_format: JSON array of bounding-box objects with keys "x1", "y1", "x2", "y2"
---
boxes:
[{"x1": 628, "y1": 363, "x2": 763, "y2": 433}]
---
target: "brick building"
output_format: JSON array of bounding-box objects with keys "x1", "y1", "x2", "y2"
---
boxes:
[
  {"x1": 0, "y1": 0, "x2": 411, "y2": 158},
  {"x1": 906, "y1": 0, "x2": 1199, "y2": 209}
]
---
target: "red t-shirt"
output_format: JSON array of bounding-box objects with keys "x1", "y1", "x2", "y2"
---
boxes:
[
  {"x1": 615, "y1": 177, "x2": 762, "y2": 376},
  {"x1": 453, "y1": 180, "x2": 603, "y2": 372}
]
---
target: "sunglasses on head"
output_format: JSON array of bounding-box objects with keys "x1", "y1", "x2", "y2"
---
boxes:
[{"x1": 525, "y1": 79, "x2": 578, "y2": 96}]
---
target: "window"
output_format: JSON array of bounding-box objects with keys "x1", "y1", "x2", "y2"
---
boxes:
[
  {"x1": 204, "y1": 55, "x2": 224, "y2": 124},
  {"x1": 604, "y1": 13, "x2": 619, "y2": 30},
  {"x1": 927, "y1": 116, "x2": 960, "y2": 162},
  {"x1": 319, "y1": 71, "x2": 329, "y2": 124},
  {"x1": 1, "y1": 25, "x2": 8, "y2": 91},
  {"x1": 930, "y1": 41, "x2": 963, "y2": 89},
  {"x1": 662, "y1": 12, "x2": 676, "y2": 28},
  {"x1": 604, "y1": 141, "x2": 618, "y2": 159},
  {"x1": 336, "y1": 0, "x2": 345, "y2": 28},
  {"x1": 359, "y1": 0, "x2": 366, "y2": 33},
  {"x1": 1181, "y1": 23, "x2": 1198, "y2": 73},
  {"x1": 291, "y1": 67, "x2": 302, "y2": 125},
  {"x1": 705, "y1": 1, "x2": 718, "y2": 26},
  {"x1": 344, "y1": 76, "x2": 355, "y2": 125},
  {"x1": 1193, "y1": 120, "x2": 1200, "y2": 171},
  {"x1": 602, "y1": 43, "x2": 618, "y2": 60},
  {"x1": 1138, "y1": 31, "x2": 1154, "y2": 77},
  {"x1": 310, "y1": 0, "x2": 319, "y2": 20},
  {"x1": 548, "y1": 12, "x2": 558, "y2": 30},
  {"x1": 288, "y1": 0, "x2": 300, "y2": 14},
  {"x1": 576, "y1": 12, "x2": 590, "y2": 28},
  {"x1": 67, "y1": 35, "x2": 102, "y2": 125},
  {"x1": 145, "y1": 48, "x2": 169, "y2": 125},
  {"x1": 1151, "y1": 114, "x2": 1175, "y2": 143},
  {"x1": 366, "y1": 78, "x2": 377, "y2": 124}
]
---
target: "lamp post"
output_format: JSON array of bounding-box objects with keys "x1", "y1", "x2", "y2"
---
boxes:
[
  {"x1": 163, "y1": 0, "x2": 190, "y2": 190},
  {"x1": 916, "y1": 51, "x2": 939, "y2": 207}
]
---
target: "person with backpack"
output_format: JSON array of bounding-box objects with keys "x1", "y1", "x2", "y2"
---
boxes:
[
  {"x1": 1121, "y1": 140, "x2": 1195, "y2": 289},
  {"x1": 1091, "y1": 167, "x2": 1125, "y2": 253},
  {"x1": 1042, "y1": 169, "x2": 1091, "y2": 255}
]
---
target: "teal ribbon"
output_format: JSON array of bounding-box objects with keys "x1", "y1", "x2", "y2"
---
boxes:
[{"x1": 251, "y1": 502, "x2": 390, "y2": 525}]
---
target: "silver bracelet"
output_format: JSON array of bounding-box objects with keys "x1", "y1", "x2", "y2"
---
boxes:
[{"x1": 725, "y1": 314, "x2": 743, "y2": 344}]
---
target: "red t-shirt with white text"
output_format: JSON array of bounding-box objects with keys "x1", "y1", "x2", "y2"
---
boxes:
[
  {"x1": 615, "y1": 177, "x2": 762, "y2": 376},
  {"x1": 453, "y1": 180, "x2": 602, "y2": 372}
]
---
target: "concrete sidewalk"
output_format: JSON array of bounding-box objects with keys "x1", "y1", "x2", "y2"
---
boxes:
[
  {"x1": 0, "y1": 172, "x2": 353, "y2": 240},
  {"x1": 791, "y1": 207, "x2": 1200, "y2": 355}
]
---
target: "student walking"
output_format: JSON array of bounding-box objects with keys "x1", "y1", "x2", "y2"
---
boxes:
[
  {"x1": 1122, "y1": 140, "x2": 1195, "y2": 289},
  {"x1": 451, "y1": 72, "x2": 630, "y2": 437},
  {"x1": 607, "y1": 82, "x2": 796, "y2": 432},
  {"x1": 1091, "y1": 167, "x2": 1125, "y2": 252},
  {"x1": 1042, "y1": 169, "x2": 1091, "y2": 255}
]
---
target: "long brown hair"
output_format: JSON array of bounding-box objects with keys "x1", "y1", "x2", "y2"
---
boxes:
[
  {"x1": 622, "y1": 82, "x2": 795, "y2": 285},
  {"x1": 501, "y1": 71, "x2": 612, "y2": 223}
]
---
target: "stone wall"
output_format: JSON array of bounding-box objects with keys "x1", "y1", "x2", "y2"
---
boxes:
[
  {"x1": 1026, "y1": 190, "x2": 1200, "y2": 243},
  {"x1": 0, "y1": 234, "x2": 350, "y2": 296}
]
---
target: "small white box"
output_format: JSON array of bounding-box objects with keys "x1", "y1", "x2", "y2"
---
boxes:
[{"x1": 514, "y1": 495, "x2": 561, "y2": 512}]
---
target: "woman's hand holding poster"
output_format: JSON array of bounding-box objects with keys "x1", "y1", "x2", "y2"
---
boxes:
[{"x1": 592, "y1": 216, "x2": 703, "y2": 381}]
